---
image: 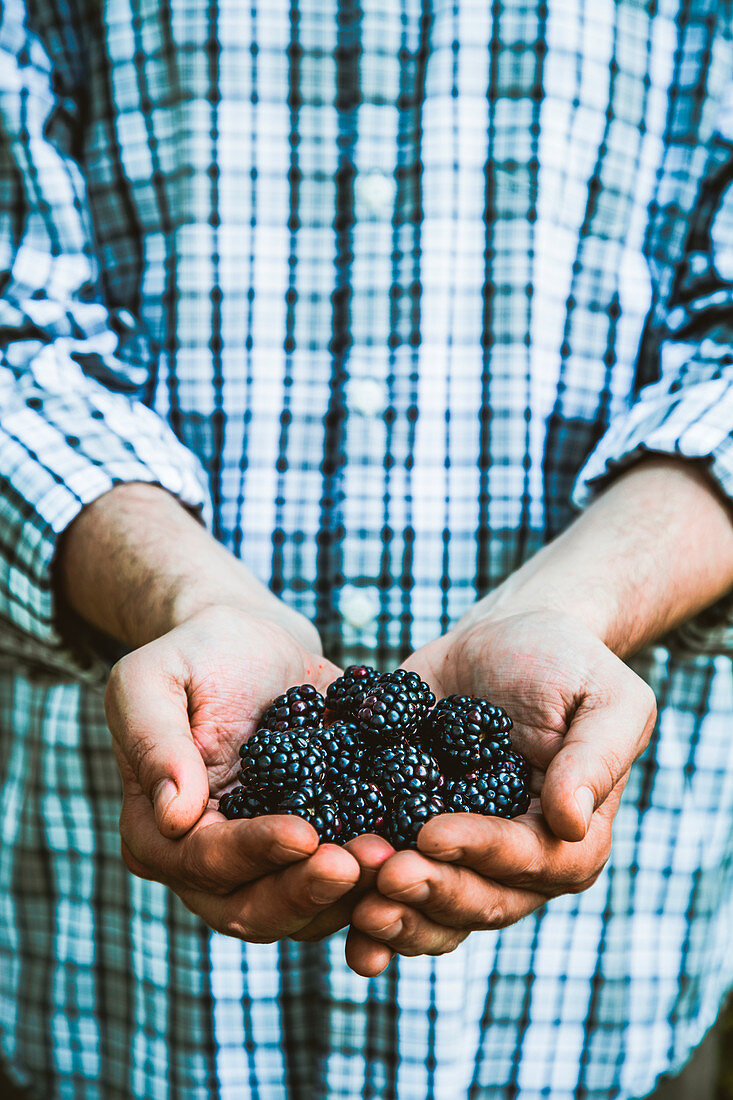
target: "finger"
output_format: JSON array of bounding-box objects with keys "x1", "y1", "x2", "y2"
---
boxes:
[
  {"x1": 376, "y1": 850, "x2": 547, "y2": 929},
  {"x1": 106, "y1": 645, "x2": 209, "y2": 838},
  {"x1": 418, "y1": 808, "x2": 614, "y2": 892},
  {"x1": 290, "y1": 833, "x2": 395, "y2": 941},
  {"x1": 351, "y1": 890, "x2": 468, "y2": 957},
  {"x1": 175, "y1": 843, "x2": 361, "y2": 942},
  {"x1": 121, "y1": 787, "x2": 319, "y2": 892},
  {"x1": 541, "y1": 672, "x2": 656, "y2": 840},
  {"x1": 345, "y1": 927, "x2": 395, "y2": 977}
]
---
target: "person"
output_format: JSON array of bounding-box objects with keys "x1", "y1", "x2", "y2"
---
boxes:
[{"x1": 0, "y1": 0, "x2": 732, "y2": 1097}]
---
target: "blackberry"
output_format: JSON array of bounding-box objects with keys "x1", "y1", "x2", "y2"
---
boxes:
[
  {"x1": 326, "y1": 665, "x2": 381, "y2": 719},
  {"x1": 356, "y1": 670, "x2": 436, "y2": 743},
  {"x1": 238, "y1": 729, "x2": 326, "y2": 793},
  {"x1": 476, "y1": 738, "x2": 516, "y2": 772},
  {"x1": 259, "y1": 684, "x2": 325, "y2": 734},
  {"x1": 277, "y1": 789, "x2": 343, "y2": 843},
  {"x1": 420, "y1": 694, "x2": 512, "y2": 772},
  {"x1": 314, "y1": 720, "x2": 366, "y2": 785},
  {"x1": 369, "y1": 742, "x2": 443, "y2": 800},
  {"x1": 218, "y1": 784, "x2": 272, "y2": 820},
  {"x1": 444, "y1": 763, "x2": 530, "y2": 819},
  {"x1": 387, "y1": 792, "x2": 445, "y2": 849},
  {"x1": 496, "y1": 745, "x2": 531, "y2": 784},
  {"x1": 332, "y1": 779, "x2": 388, "y2": 841}
]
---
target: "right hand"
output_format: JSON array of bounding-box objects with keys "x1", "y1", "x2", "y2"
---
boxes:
[{"x1": 105, "y1": 605, "x2": 383, "y2": 941}]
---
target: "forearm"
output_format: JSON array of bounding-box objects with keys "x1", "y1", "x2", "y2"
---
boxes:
[
  {"x1": 461, "y1": 458, "x2": 733, "y2": 658},
  {"x1": 57, "y1": 482, "x2": 318, "y2": 650}
]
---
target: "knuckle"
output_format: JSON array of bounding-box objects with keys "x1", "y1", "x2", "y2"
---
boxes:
[
  {"x1": 120, "y1": 841, "x2": 146, "y2": 878},
  {"x1": 396, "y1": 907, "x2": 420, "y2": 942},
  {"x1": 430, "y1": 933, "x2": 463, "y2": 956},
  {"x1": 220, "y1": 913, "x2": 271, "y2": 942},
  {"x1": 182, "y1": 840, "x2": 219, "y2": 892},
  {"x1": 517, "y1": 850, "x2": 546, "y2": 886},
  {"x1": 475, "y1": 897, "x2": 505, "y2": 930},
  {"x1": 567, "y1": 848, "x2": 610, "y2": 894},
  {"x1": 566, "y1": 864, "x2": 593, "y2": 892},
  {"x1": 104, "y1": 659, "x2": 131, "y2": 722},
  {"x1": 597, "y1": 748, "x2": 622, "y2": 795},
  {"x1": 639, "y1": 678, "x2": 657, "y2": 716},
  {"x1": 132, "y1": 735, "x2": 164, "y2": 796},
  {"x1": 625, "y1": 672, "x2": 657, "y2": 728}
]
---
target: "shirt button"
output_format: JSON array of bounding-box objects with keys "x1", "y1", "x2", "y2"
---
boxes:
[
  {"x1": 112, "y1": 308, "x2": 138, "y2": 332},
  {"x1": 349, "y1": 378, "x2": 386, "y2": 417},
  {"x1": 341, "y1": 587, "x2": 380, "y2": 629},
  {"x1": 355, "y1": 170, "x2": 396, "y2": 216}
]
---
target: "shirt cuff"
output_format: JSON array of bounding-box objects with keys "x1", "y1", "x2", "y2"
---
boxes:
[
  {"x1": 572, "y1": 376, "x2": 733, "y2": 657},
  {"x1": 0, "y1": 388, "x2": 209, "y2": 683}
]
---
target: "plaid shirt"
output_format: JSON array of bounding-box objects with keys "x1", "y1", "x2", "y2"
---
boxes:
[{"x1": 1, "y1": 0, "x2": 733, "y2": 1096}]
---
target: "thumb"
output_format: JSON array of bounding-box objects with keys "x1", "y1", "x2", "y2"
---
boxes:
[
  {"x1": 541, "y1": 676, "x2": 656, "y2": 842},
  {"x1": 105, "y1": 647, "x2": 209, "y2": 838}
]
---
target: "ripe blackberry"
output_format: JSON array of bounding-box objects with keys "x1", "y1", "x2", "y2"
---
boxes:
[
  {"x1": 369, "y1": 742, "x2": 443, "y2": 800},
  {"x1": 314, "y1": 720, "x2": 366, "y2": 785},
  {"x1": 387, "y1": 792, "x2": 446, "y2": 849},
  {"x1": 420, "y1": 694, "x2": 512, "y2": 772},
  {"x1": 475, "y1": 738, "x2": 516, "y2": 771},
  {"x1": 326, "y1": 665, "x2": 381, "y2": 719},
  {"x1": 356, "y1": 670, "x2": 436, "y2": 743},
  {"x1": 238, "y1": 729, "x2": 325, "y2": 793},
  {"x1": 218, "y1": 785, "x2": 272, "y2": 820},
  {"x1": 259, "y1": 684, "x2": 325, "y2": 734},
  {"x1": 496, "y1": 746, "x2": 531, "y2": 784},
  {"x1": 277, "y1": 789, "x2": 343, "y2": 843},
  {"x1": 444, "y1": 763, "x2": 530, "y2": 819},
  {"x1": 332, "y1": 779, "x2": 388, "y2": 841}
]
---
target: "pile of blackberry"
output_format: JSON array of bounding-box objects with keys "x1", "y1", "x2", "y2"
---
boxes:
[{"x1": 219, "y1": 665, "x2": 531, "y2": 848}]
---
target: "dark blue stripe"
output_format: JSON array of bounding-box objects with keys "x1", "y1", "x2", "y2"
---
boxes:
[
  {"x1": 574, "y1": 694, "x2": 665, "y2": 1098},
  {"x1": 474, "y1": 0, "x2": 501, "y2": 598},
  {"x1": 314, "y1": 0, "x2": 362, "y2": 640},
  {"x1": 129, "y1": 0, "x2": 183, "y2": 435},
  {"x1": 206, "y1": 0, "x2": 225, "y2": 543},
  {"x1": 438, "y1": 2, "x2": 461, "y2": 638},
  {"x1": 269, "y1": 0, "x2": 301, "y2": 599},
  {"x1": 514, "y1": 2, "x2": 547, "y2": 566},
  {"x1": 663, "y1": 662, "x2": 716, "y2": 1065},
  {"x1": 604, "y1": 656, "x2": 671, "y2": 1093},
  {"x1": 397, "y1": 0, "x2": 432, "y2": 659}
]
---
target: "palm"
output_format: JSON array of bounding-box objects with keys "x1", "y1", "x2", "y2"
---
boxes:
[
  {"x1": 107, "y1": 605, "x2": 368, "y2": 945},
  {"x1": 406, "y1": 609, "x2": 629, "y2": 796},
  {"x1": 345, "y1": 613, "x2": 656, "y2": 975},
  {"x1": 168, "y1": 611, "x2": 340, "y2": 799},
  {"x1": 106, "y1": 604, "x2": 342, "y2": 825}
]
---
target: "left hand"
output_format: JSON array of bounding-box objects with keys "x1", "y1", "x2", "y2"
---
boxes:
[{"x1": 346, "y1": 610, "x2": 657, "y2": 975}]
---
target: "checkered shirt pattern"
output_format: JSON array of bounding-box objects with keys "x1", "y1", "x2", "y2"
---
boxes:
[{"x1": 1, "y1": 0, "x2": 732, "y2": 1097}]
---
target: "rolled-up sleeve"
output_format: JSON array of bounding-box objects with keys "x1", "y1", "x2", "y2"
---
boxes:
[
  {"x1": 0, "y1": 4, "x2": 207, "y2": 681},
  {"x1": 573, "y1": 93, "x2": 733, "y2": 656}
]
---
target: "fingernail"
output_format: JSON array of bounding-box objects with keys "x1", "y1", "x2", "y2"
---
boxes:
[
  {"x1": 153, "y1": 778, "x2": 178, "y2": 820},
  {"x1": 310, "y1": 879, "x2": 352, "y2": 904},
  {"x1": 390, "y1": 881, "x2": 429, "y2": 903},
  {"x1": 575, "y1": 787, "x2": 595, "y2": 830}
]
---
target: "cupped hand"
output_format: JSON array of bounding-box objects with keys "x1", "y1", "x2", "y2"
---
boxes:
[
  {"x1": 106, "y1": 604, "x2": 362, "y2": 940},
  {"x1": 347, "y1": 610, "x2": 657, "y2": 974}
]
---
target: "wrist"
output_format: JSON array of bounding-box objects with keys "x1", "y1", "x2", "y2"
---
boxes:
[
  {"x1": 58, "y1": 482, "x2": 320, "y2": 652},
  {"x1": 458, "y1": 458, "x2": 733, "y2": 658}
]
